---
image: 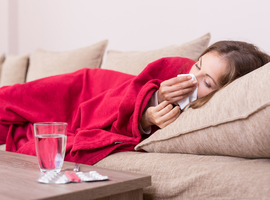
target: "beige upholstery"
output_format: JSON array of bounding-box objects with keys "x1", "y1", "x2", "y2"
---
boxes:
[
  {"x1": 0, "y1": 144, "x2": 5, "y2": 151},
  {"x1": 0, "y1": 54, "x2": 29, "y2": 87},
  {"x1": 102, "y1": 33, "x2": 210, "y2": 75},
  {"x1": 0, "y1": 54, "x2": 5, "y2": 83},
  {"x1": 95, "y1": 151, "x2": 270, "y2": 200},
  {"x1": 26, "y1": 40, "x2": 108, "y2": 82}
]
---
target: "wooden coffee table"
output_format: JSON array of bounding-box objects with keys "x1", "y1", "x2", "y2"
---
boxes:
[{"x1": 0, "y1": 150, "x2": 151, "y2": 200}]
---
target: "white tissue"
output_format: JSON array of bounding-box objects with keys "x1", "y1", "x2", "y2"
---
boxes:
[{"x1": 177, "y1": 74, "x2": 198, "y2": 110}]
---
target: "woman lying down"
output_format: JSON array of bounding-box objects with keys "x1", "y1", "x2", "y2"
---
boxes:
[{"x1": 0, "y1": 40, "x2": 269, "y2": 165}]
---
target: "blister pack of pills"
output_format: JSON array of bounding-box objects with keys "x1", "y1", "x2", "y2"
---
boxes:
[{"x1": 38, "y1": 171, "x2": 109, "y2": 184}]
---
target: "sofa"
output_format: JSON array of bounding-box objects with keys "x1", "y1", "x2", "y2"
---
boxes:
[{"x1": 0, "y1": 33, "x2": 270, "y2": 200}]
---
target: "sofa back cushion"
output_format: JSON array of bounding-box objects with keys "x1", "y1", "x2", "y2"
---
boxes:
[
  {"x1": 0, "y1": 54, "x2": 5, "y2": 84},
  {"x1": 0, "y1": 55, "x2": 29, "y2": 87},
  {"x1": 102, "y1": 33, "x2": 210, "y2": 75},
  {"x1": 26, "y1": 40, "x2": 108, "y2": 82}
]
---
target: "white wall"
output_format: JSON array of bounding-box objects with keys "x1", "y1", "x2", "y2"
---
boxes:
[
  {"x1": 2, "y1": 0, "x2": 270, "y2": 55},
  {"x1": 0, "y1": 0, "x2": 8, "y2": 54}
]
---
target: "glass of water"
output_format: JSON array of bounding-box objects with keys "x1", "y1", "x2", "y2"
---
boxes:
[{"x1": 34, "y1": 122, "x2": 67, "y2": 173}]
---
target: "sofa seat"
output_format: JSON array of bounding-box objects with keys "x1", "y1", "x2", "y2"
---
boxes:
[{"x1": 95, "y1": 151, "x2": 270, "y2": 200}]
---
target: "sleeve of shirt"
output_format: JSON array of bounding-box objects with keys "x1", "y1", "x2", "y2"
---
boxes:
[{"x1": 139, "y1": 90, "x2": 159, "y2": 135}]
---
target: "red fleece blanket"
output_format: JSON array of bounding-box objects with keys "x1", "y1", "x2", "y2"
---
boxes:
[{"x1": 0, "y1": 57, "x2": 194, "y2": 165}]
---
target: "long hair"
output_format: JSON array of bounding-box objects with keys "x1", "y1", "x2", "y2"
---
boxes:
[{"x1": 189, "y1": 41, "x2": 270, "y2": 109}]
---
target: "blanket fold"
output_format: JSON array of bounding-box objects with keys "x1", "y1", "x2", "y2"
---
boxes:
[{"x1": 0, "y1": 57, "x2": 194, "y2": 165}]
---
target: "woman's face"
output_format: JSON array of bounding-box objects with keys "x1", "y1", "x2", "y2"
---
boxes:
[{"x1": 189, "y1": 51, "x2": 228, "y2": 99}]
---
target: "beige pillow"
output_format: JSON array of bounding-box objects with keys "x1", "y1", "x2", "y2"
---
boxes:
[
  {"x1": 26, "y1": 40, "x2": 108, "y2": 82},
  {"x1": 0, "y1": 55, "x2": 29, "y2": 87},
  {"x1": 0, "y1": 54, "x2": 5, "y2": 83},
  {"x1": 135, "y1": 62, "x2": 270, "y2": 158},
  {"x1": 102, "y1": 33, "x2": 210, "y2": 75}
]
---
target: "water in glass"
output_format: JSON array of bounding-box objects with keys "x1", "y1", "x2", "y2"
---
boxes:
[{"x1": 35, "y1": 134, "x2": 67, "y2": 173}]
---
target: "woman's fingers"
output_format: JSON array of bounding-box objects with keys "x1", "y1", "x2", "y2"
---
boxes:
[
  {"x1": 159, "y1": 105, "x2": 181, "y2": 129},
  {"x1": 158, "y1": 75, "x2": 197, "y2": 104},
  {"x1": 162, "y1": 87, "x2": 195, "y2": 102},
  {"x1": 152, "y1": 101, "x2": 181, "y2": 128}
]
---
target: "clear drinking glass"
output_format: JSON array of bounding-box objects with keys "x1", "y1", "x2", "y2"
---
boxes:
[{"x1": 34, "y1": 122, "x2": 67, "y2": 173}]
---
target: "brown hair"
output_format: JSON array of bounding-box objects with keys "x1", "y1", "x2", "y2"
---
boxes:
[{"x1": 189, "y1": 40, "x2": 270, "y2": 109}]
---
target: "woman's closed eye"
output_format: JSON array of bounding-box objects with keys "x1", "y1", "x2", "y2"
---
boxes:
[
  {"x1": 196, "y1": 63, "x2": 211, "y2": 88},
  {"x1": 204, "y1": 79, "x2": 211, "y2": 88},
  {"x1": 195, "y1": 63, "x2": 201, "y2": 70}
]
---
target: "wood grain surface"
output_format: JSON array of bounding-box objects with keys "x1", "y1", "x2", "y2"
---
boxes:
[{"x1": 0, "y1": 151, "x2": 151, "y2": 200}]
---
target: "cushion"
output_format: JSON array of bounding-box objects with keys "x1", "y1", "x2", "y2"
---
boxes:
[
  {"x1": 102, "y1": 33, "x2": 210, "y2": 75},
  {"x1": 0, "y1": 54, "x2": 29, "y2": 87},
  {"x1": 26, "y1": 40, "x2": 108, "y2": 82},
  {"x1": 95, "y1": 152, "x2": 270, "y2": 200},
  {"x1": 0, "y1": 54, "x2": 4, "y2": 81},
  {"x1": 135, "y1": 61, "x2": 270, "y2": 159},
  {"x1": 0, "y1": 54, "x2": 5, "y2": 83}
]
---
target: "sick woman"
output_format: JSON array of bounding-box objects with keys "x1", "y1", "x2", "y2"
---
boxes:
[{"x1": 0, "y1": 40, "x2": 269, "y2": 165}]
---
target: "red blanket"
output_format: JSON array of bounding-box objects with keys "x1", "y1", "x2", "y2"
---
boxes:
[{"x1": 0, "y1": 57, "x2": 194, "y2": 165}]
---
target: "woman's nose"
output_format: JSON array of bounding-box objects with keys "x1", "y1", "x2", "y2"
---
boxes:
[
  {"x1": 194, "y1": 74, "x2": 199, "y2": 81},
  {"x1": 194, "y1": 74, "x2": 201, "y2": 86}
]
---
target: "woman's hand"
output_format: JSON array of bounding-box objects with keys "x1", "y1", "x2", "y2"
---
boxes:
[
  {"x1": 158, "y1": 75, "x2": 197, "y2": 104},
  {"x1": 140, "y1": 101, "x2": 181, "y2": 130}
]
